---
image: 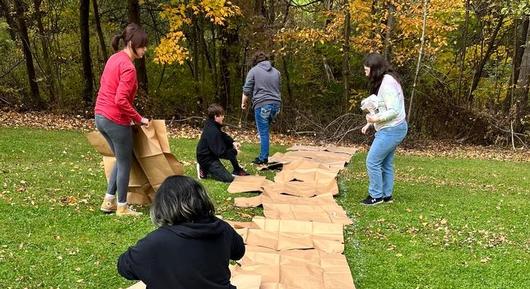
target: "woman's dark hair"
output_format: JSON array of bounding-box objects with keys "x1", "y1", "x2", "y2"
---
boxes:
[
  {"x1": 207, "y1": 103, "x2": 225, "y2": 119},
  {"x1": 252, "y1": 51, "x2": 269, "y2": 66},
  {"x1": 111, "y1": 23, "x2": 148, "y2": 55},
  {"x1": 363, "y1": 53, "x2": 401, "y2": 94},
  {"x1": 150, "y1": 176, "x2": 215, "y2": 226}
]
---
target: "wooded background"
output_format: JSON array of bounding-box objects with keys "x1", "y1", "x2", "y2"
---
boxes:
[{"x1": 0, "y1": 0, "x2": 529, "y2": 146}]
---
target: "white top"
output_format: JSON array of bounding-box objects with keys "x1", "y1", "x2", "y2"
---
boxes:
[{"x1": 373, "y1": 74, "x2": 406, "y2": 131}]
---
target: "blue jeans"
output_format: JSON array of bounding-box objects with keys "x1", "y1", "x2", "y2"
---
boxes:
[
  {"x1": 254, "y1": 103, "x2": 280, "y2": 160},
  {"x1": 366, "y1": 122, "x2": 408, "y2": 199}
]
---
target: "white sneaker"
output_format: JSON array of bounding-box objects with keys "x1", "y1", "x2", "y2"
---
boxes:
[{"x1": 196, "y1": 163, "x2": 206, "y2": 179}]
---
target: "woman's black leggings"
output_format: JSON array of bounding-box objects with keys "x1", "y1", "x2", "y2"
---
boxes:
[{"x1": 95, "y1": 115, "x2": 133, "y2": 203}]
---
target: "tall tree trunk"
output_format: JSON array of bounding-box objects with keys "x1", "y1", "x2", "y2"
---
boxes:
[
  {"x1": 457, "y1": 0, "x2": 470, "y2": 104},
  {"x1": 467, "y1": 15, "x2": 504, "y2": 104},
  {"x1": 383, "y1": 3, "x2": 395, "y2": 61},
  {"x1": 219, "y1": 25, "x2": 238, "y2": 109},
  {"x1": 342, "y1": 2, "x2": 351, "y2": 110},
  {"x1": 80, "y1": 0, "x2": 94, "y2": 108},
  {"x1": 0, "y1": 0, "x2": 17, "y2": 41},
  {"x1": 513, "y1": 15, "x2": 530, "y2": 132},
  {"x1": 282, "y1": 56, "x2": 292, "y2": 105},
  {"x1": 408, "y1": 0, "x2": 429, "y2": 123},
  {"x1": 13, "y1": 0, "x2": 43, "y2": 109},
  {"x1": 254, "y1": 0, "x2": 266, "y2": 17},
  {"x1": 128, "y1": 0, "x2": 148, "y2": 95},
  {"x1": 92, "y1": 0, "x2": 108, "y2": 62},
  {"x1": 504, "y1": 17, "x2": 529, "y2": 111},
  {"x1": 33, "y1": 0, "x2": 58, "y2": 105}
]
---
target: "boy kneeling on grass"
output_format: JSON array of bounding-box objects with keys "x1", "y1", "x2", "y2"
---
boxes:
[{"x1": 196, "y1": 104, "x2": 250, "y2": 182}]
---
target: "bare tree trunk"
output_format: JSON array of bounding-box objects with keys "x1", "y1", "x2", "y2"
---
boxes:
[
  {"x1": 219, "y1": 25, "x2": 238, "y2": 109},
  {"x1": 383, "y1": 3, "x2": 395, "y2": 61},
  {"x1": 128, "y1": 0, "x2": 148, "y2": 95},
  {"x1": 467, "y1": 15, "x2": 504, "y2": 104},
  {"x1": 13, "y1": 0, "x2": 43, "y2": 109},
  {"x1": 80, "y1": 0, "x2": 94, "y2": 108},
  {"x1": 33, "y1": 0, "x2": 58, "y2": 105},
  {"x1": 407, "y1": 0, "x2": 429, "y2": 123},
  {"x1": 254, "y1": 0, "x2": 266, "y2": 17},
  {"x1": 457, "y1": 0, "x2": 470, "y2": 103},
  {"x1": 93, "y1": 0, "x2": 108, "y2": 62},
  {"x1": 504, "y1": 17, "x2": 529, "y2": 111},
  {"x1": 514, "y1": 15, "x2": 530, "y2": 132},
  {"x1": 282, "y1": 56, "x2": 292, "y2": 104},
  {"x1": 342, "y1": 1, "x2": 351, "y2": 110},
  {"x1": 0, "y1": 0, "x2": 17, "y2": 41}
]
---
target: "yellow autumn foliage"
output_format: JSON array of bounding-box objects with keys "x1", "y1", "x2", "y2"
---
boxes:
[{"x1": 154, "y1": 0, "x2": 240, "y2": 65}]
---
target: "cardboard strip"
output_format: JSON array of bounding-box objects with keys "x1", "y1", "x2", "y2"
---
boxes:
[
  {"x1": 233, "y1": 246, "x2": 356, "y2": 289},
  {"x1": 227, "y1": 175, "x2": 273, "y2": 193},
  {"x1": 262, "y1": 181, "x2": 339, "y2": 198},
  {"x1": 232, "y1": 217, "x2": 344, "y2": 253},
  {"x1": 268, "y1": 152, "x2": 346, "y2": 169},
  {"x1": 287, "y1": 144, "x2": 358, "y2": 156}
]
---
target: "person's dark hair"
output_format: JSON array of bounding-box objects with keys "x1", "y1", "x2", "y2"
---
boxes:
[
  {"x1": 363, "y1": 53, "x2": 401, "y2": 94},
  {"x1": 150, "y1": 176, "x2": 215, "y2": 226},
  {"x1": 207, "y1": 103, "x2": 225, "y2": 119},
  {"x1": 252, "y1": 51, "x2": 269, "y2": 66},
  {"x1": 111, "y1": 23, "x2": 148, "y2": 55}
]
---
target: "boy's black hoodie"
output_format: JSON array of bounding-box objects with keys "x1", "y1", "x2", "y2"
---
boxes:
[
  {"x1": 117, "y1": 217, "x2": 245, "y2": 289},
  {"x1": 196, "y1": 118, "x2": 234, "y2": 169}
]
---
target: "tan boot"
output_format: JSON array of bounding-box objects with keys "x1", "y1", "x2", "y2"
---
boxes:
[
  {"x1": 116, "y1": 205, "x2": 142, "y2": 217},
  {"x1": 100, "y1": 197, "x2": 117, "y2": 213}
]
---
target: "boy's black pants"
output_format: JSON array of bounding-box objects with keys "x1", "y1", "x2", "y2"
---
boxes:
[{"x1": 206, "y1": 148, "x2": 241, "y2": 183}]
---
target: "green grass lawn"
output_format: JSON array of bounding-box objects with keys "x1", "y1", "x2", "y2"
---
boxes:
[{"x1": 0, "y1": 127, "x2": 529, "y2": 289}]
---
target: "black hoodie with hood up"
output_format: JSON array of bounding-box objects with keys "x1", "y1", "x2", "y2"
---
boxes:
[{"x1": 117, "y1": 217, "x2": 245, "y2": 289}]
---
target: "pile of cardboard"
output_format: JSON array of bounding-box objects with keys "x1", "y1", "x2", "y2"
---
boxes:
[
  {"x1": 86, "y1": 120, "x2": 183, "y2": 205},
  {"x1": 228, "y1": 145, "x2": 357, "y2": 289}
]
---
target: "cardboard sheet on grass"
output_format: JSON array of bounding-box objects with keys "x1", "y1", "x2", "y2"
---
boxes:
[
  {"x1": 287, "y1": 144, "x2": 358, "y2": 156},
  {"x1": 228, "y1": 167, "x2": 339, "y2": 197},
  {"x1": 86, "y1": 120, "x2": 183, "y2": 205},
  {"x1": 227, "y1": 175, "x2": 274, "y2": 193},
  {"x1": 230, "y1": 216, "x2": 344, "y2": 253},
  {"x1": 126, "y1": 274, "x2": 262, "y2": 289},
  {"x1": 268, "y1": 152, "x2": 347, "y2": 169},
  {"x1": 235, "y1": 194, "x2": 352, "y2": 225},
  {"x1": 231, "y1": 245, "x2": 356, "y2": 289}
]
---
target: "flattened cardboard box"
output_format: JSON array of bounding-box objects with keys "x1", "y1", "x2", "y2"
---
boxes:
[
  {"x1": 235, "y1": 194, "x2": 352, "y2": 225},
  {"x1": 227, "y1": 175, "x2": 273, "y2": 193},
  {"x1": 287, "y1": 144, "x2": 358, "y2": 156},
  {"x1": 228, "y1": 169, "x2": 339, "y2": 197},
  {"x1": 86, "y1": 120, "x2": 183, "y2": 204},
  {"x1": 232, "y1": 246, "x2": 355, "y2": 289},
  {"x1": 268, "y1": 152, "x2": 347, "y2": 169},
  {"x1": 232, "y1": 216, "x2": 344, "y2": 253},
  {"x1": 282, "y1": 159, "x2": 342, "y2": 174}
]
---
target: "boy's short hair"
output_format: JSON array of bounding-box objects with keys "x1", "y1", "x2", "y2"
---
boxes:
[
  {"x1": 252, "y1": 51, "x2": 269, "y2": 66},
  {"x1": 207, "y1": 103, "x2": 225, "y2": 119}
]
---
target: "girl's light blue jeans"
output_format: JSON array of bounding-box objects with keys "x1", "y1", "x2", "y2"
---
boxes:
[{"x1": 366, "y1": 121, "x2": 408, "y2": 199}]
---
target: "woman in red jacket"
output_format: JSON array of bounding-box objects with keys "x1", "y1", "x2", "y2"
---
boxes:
[{"x1": 95, "y1": 23, "x2": 148, "y2": 216}]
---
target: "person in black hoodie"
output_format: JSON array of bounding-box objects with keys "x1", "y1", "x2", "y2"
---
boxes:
[
  {"x1": 196, "y1": 103, "x2": 249, "y2": 182},
  {"x1": 117, "y1": 175, "x2": 245, "y2": 289}
]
